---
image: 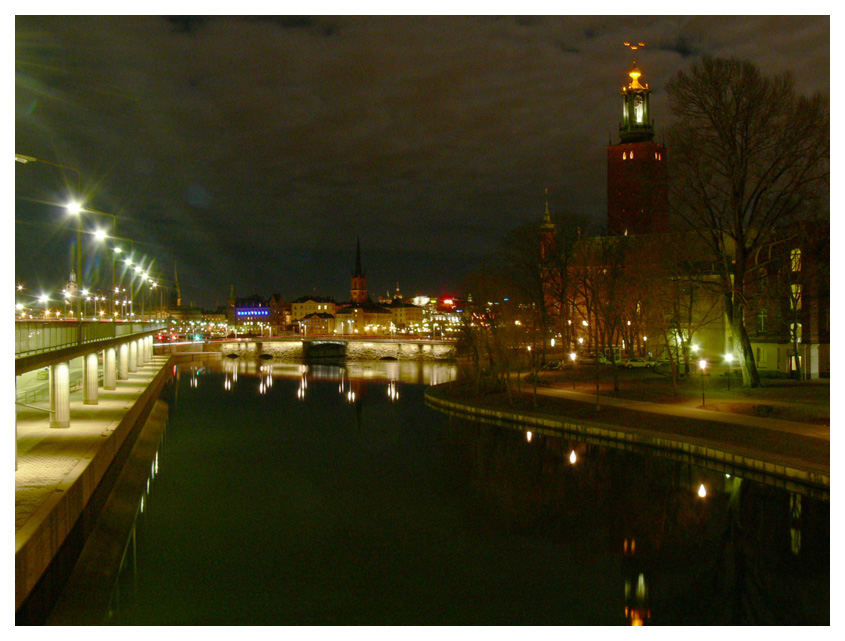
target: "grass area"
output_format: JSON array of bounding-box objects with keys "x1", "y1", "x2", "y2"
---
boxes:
[{"x1": 457, "y1": 364, "x2": 829, "y2": 426}]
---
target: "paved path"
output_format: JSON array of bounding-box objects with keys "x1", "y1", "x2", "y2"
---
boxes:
[
  {"x1": 538, "y1": 386, "x2": 830, "y2": 439},
  {"x1": 532, "y1": 384, "x2": 829, "y2": 476},
  {"x1": 15, "y1": 356, "x2": 170, "y2": 536}
]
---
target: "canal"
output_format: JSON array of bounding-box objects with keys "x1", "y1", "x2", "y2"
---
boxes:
[{"x1": 46, "y1": 359, "x2": 829, "y2": 625}]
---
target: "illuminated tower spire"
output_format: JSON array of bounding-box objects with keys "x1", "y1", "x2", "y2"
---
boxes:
[
  {"x1": 619, "y1": 42, "x2": 654, "y2": 143},
  {"x1": 607, "y1": 42, "x2": 668, "y2": 236}
]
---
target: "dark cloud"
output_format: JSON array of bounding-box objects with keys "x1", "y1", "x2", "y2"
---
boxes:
[{"x1": 14, "y1": 15, "x2": 829, "y2": 309}]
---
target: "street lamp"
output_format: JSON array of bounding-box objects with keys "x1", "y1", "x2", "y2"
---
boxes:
[
  {"x1": 68, "y1": 203, "x2": 118, "y2": 317},
  {"x1": 699, "y1": 359, "x2": 707, "y2": 408},
  {"x1": 16, "y1": 154, "x2": 84, "y2": 315}
]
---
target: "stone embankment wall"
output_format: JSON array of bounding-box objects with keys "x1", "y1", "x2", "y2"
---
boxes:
[
  {"x1": 424, "y1": 385, "x2": 829, "y2": 494},
  {"x1": 15, "y1": 360, "x2": 171, "y2": 617}
]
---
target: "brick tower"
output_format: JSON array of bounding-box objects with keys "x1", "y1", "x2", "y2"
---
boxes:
[{"x1": 607, "y1": 49, "x2": 668, "y2": 236}]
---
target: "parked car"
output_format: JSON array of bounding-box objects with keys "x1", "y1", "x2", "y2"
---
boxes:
[
  {"x1": 580, "y1": 353, "x2": 610, "y2": 365},
  {"x1": 622, "y1": 357, "x2": 656, "y2": 369}
]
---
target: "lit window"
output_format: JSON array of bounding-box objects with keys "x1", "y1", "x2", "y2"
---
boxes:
[
  {"x1": 630, "y1": 151, "x2": 634, "y2": 159},
  {"x1": 623, "y1": 152, "x2": 627, "y2": 160},
  {"x1": 791, "y1": 248, "x2": 802, "y2": 272},
  {"x1": 791, "y1": 284, "x2": 802, "y2": 310}
]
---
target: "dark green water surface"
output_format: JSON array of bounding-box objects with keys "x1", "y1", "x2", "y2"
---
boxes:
[{"x1": 50, "y1": 360, "x2": 829, "y2": 625}]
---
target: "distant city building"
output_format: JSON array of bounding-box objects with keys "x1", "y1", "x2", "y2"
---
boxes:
[
  {"x1": 300, "y1": 312, "x2": 336, "y2": 335},
  {"x1": 227, "y1": 289, "x2": 285, "y2": 335},
  {"x1": 291, "y1": 296, "x2": 337, "y2": 322},
  {"x1": 383, "y1": 284, "x2": 424, "y2": 332}
]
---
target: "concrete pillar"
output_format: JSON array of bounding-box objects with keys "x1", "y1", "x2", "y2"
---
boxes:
[
  {"x1": 104, "y1": 346, "x2": 117, "y2": 390},
  {"x1": 119, "y1": 342, "x2": 129, "y2": 380},
  {"x1": 129, "y1": 340, "x2": 138, "y2": 373},
  {"x1": 147, "y1": 335, "x2": 154, "y2": 361},
  {"x1": 50, "y1": 361, "x2": 70, "y2": 428},
  {"x1": 137, "y1": 337, "x2": 146, "y2": 367},
  {"x1": 83, "y1": 351, "x2": 99, "y2": 405}
]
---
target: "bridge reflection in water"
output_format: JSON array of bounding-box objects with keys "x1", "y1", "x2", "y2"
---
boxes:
[{"x1": 45, "y1": 359, "x2": 828, "y2": 626}]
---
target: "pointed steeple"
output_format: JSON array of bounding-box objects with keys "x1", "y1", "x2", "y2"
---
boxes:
[
  {"x1": 353, "y1": 236, "x2": 364, "y2": 277},
  {"x1": 174, "y1": 262, "x2": 182, "y2": 307},
  {"x1": 350, "y1": 237, "x2": 367, "y2": 304},
  {"x1": 541, "y1": 187, "x2": 555, "y2": 232},
  {"x1": 539, "y1": 188, "x2": 557, "y2": 262}
]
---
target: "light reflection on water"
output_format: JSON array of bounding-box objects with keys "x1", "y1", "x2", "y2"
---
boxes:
[{"x1": 47, "y1": 359, "x2": 828, "y2": 625}]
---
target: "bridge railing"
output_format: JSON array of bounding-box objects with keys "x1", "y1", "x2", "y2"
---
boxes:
[{"x1": 15, "y1": 320, "x2": 168, "y2": 358}]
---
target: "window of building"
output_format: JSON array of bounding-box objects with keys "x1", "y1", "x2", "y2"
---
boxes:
[
  {"x1": 630, "y1": 151, "x2": 634, "y2": 159},
  {"x1": 790, "y1": 322, "x2": 802, "y2": 343},
  {"x1": 623, "y1": 152, "x2": 627, "y2": 160},
  {"x1": 791, "y1": 248, "x2": 802, "y2": 272},
  {"x1": 757, "y1": 308, "x2": 768, "y2": 333},
  {"x1": 791, "y1": 283, "x2": 802, "y2": 310}
]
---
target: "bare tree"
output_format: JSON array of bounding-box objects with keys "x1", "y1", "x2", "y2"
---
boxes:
[{"x1": 666, "y1": 57, "x2": 828, "y2": 387}]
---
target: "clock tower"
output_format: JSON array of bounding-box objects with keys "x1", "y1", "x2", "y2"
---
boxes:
[{"x1": 607, "y1": 47, "x2": 668, "y2": 236}]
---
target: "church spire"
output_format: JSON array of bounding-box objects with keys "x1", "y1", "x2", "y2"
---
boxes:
[
  {"x1": 350, "y1": 237, "x2": 367, "y2": 304},
  {"x1": 174, "y1": 261, "x2": 182, "y2": 307},
  {"x1": 353, "y1": 236, "x2": 364, "y2": 277},
  {"x1": 541, "y1": 187, "x2": 555, "y2": 232}
]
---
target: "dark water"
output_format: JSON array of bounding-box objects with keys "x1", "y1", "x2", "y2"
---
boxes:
[{"x1": 50, "y1": 359, "x2": 829, "y2": 625}]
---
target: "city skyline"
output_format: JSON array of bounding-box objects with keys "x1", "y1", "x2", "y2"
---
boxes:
[{"x1": 14, "y1": 14, "x2": 830, "y2": 308}]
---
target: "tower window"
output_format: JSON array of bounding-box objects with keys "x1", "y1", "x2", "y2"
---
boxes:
[
  {"x1": 631, "y1": 151, "x2": 634, "y2": 159},
  {"x1": 623, "y1": 152, "x2": 627, "y2": 160}
]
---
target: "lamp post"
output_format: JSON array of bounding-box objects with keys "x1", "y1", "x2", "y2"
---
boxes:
[
  {"x1": 699, "y1": 359, "x2": 707, "y2": 408},
  {"x1": 68, "y1": 205, "x2": 118, "y2": 318}
]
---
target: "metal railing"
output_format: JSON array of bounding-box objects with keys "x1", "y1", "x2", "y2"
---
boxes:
[{"x1": 15, "y1": 320, "x2": 167, "y2": 359}]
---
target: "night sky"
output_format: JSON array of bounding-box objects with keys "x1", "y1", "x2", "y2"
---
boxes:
[{"x1": 14, "y1": 14, "x2": 830, "y2": 310}]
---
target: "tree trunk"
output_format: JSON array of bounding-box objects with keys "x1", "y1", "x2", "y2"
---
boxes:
[{"x1": 730, "y1": 312, "x2": 761, "y2": 388}]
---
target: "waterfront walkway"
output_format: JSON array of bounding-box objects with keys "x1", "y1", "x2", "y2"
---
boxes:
[
  {"x1": 15, "y1": 354, "x2": 171, "y2": 612},
  {"x1": 426, "y1": 377, "x2": 830, "y2": 491}
]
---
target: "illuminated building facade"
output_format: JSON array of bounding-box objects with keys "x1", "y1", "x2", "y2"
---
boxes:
[{"x1": 291, "y1": 296, "x2": 337, "y2": 322}]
